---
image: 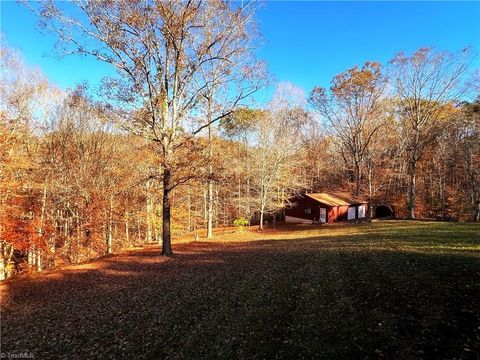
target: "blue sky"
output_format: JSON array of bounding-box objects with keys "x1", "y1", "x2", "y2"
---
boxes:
[{"x1": 1, "y1": 1, "x2": 479, "y2": 103}]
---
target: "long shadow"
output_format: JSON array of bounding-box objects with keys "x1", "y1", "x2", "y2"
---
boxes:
[{"x1": 1, "y1": 235, "x2": 480, "y2": 360}]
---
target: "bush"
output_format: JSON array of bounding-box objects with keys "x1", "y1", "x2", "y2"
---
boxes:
[{"x1": 233, "y1": 217, "x2": 249, "y2": 231}]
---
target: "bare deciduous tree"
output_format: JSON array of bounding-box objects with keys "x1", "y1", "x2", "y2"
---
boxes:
[
  {"x1": 309, "y1": 61, "x2": 387, "y2": 196},
  {"x1": 250, "y1": 83, "x2": 308, "y2": 230},
  {"x1": 31, "y1": 0, "x2": 265, "y2": 255},
  {"x1": 390, "y1": 47, "x2": 472, "y2": 218},
  {"x1": 459, "y1": 100, "x2": 480, "y2": 221}
]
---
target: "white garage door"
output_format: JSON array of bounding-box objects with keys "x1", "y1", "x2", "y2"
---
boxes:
[
  {"x1": 358, "y1": 204, "x2": 366, "y2": 218},
  {"x1": 347, "y1": 206, "x2": 356, "y2": 220},
  {"x1": 319, "y1": 208, "x2": 327, "y2": 223}
]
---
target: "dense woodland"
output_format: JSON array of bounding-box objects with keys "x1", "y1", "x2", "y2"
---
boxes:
[{"x1": 0, "y1": 1, "x2": 479, "y2": 279}]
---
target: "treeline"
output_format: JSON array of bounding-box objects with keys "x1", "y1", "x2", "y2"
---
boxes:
[
  {"x1": 1, "y1": 1, "x2": 479, "y2": 279},
  {"x1": 0, "y1": 48, "x2": 309, "y2": 277}
]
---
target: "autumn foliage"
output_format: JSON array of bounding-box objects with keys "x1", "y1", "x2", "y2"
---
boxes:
[{"x1": 0, "y1": 4, "x2": 478, "y2": 279}]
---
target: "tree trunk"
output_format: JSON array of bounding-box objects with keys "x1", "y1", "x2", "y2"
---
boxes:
[
  {"x1": 207, "y1": 124, "x2": 214, "y2": 239},
  {"x1": 440, "y1": 174, "x2": 445, "y2": 218},
  {"x1": 37, "y1": 248, "x2": 42, "y2": 272},
  {"x1": 0, "y1": 242, "x2": 5, "y2": 281},
  {"x1": 1, "y1": 244, "x2": 14, "y2": 280},
  {"x1": 154, "y1": 207, "x2": 160, "y2": 244},
  {"x1": 474, "y1": 200, "x2": 480, "y2": 222},
  {"x1": 146, "y1": 180, "x2": 153, "y2": 243},
  {"x1": 237, "y1": 177, "x2": 241, "y2": 218},
  {"x1": 259, "y1": 209, "x2": 264, "y2": 231},
  {"x1": 28, "y1": 244, "x2": 36, "y2": 267},
  {"x1": 466, "y1": 150, "x2": 480, "y2": 222},
  {"x1": 161, "y1": 168, "x2": 173, "y2": 256},
  {"x1": 207, "y1": 179, "x2": 213, "y2": 238},
  {"x1": 246, "y1": 176, "x2": 251, "y2": 218},
  {"x1": 39, "y1": 182, "x2": 47, "y2": 236},
  {"x1": 187, "y1": 188, "x2": 192, "y2": 232},
  {"x1": 136, "y1": 218, "x2": 141, "y2": 245},
  {"x1": 223, "y1": 201, "x2": 228, "y2": 226},
  {"x1": 125, "y1": 212, "x2": 130, "y2": 245},
  {"x1": 367, "y1": 162, "x2": 374, "y2": 218},
  {"x1": 203, "y1": 188, "x2": 208, "y2": 226},
  {"x1": 354, "y1": 161, "x2": 361, "y2": 197},
  {"x1": 76, "y1": 216, "x2": 81, "y2": 263},
  {"x1": 107, "y1": 195, "x2": 113, "y2": 254},
  {"x1": 64, "y1": 208, "x2": 71, "y2": 261},
  {"x1": 407, "y1": 159, "x2": 416, "y2": 219}
]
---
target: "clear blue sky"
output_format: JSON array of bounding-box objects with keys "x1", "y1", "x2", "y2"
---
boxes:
[{"x1": 1, "y1": 1, "x2": 479, "y2": 102}]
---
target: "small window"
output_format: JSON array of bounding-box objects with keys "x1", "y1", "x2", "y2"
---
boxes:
[{"x1": 305, "y1": 208, "x2": 312, "y2": 215}]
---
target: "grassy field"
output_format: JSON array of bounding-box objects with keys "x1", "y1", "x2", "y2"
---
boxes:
[{"x1": 1, "y1": 221, "x2": 479, "y2": 359}]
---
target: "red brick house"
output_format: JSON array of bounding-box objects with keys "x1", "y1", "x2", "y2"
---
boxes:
[{"x1": 285, "y1": 192, "x2": 368, "y2": 224}]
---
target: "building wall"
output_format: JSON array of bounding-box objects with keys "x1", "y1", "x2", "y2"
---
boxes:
[
  {"x1": 285, "y1": 194, "x2": 323, "y2": 221},
  {"x1": 330, "y1": 204, "x2": 369, "y2": 222},
  {"x1": 285, "y1": 215, "x2": 314, "y2": 224},
  {"x1": 286, "y1": 194, "x2": 369, "y2": 223},
  {"x1": 327, "y1": 205, "x2": 349, "y2": 223}
]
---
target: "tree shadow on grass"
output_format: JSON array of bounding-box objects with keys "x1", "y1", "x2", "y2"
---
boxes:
[{"x1": 2, "y1": 235, "x2": 480, "y2": 360}]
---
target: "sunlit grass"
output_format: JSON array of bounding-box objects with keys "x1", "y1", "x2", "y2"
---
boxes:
[{"x1": 196, "y1": 220, "x2": 480, "y2": 254}]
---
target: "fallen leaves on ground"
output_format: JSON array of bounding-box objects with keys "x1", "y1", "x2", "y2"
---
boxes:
[{"x1": 1, "y1": 221, "x2": 480, "y2": 359}]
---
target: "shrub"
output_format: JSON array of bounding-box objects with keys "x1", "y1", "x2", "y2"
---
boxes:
[{"x1": 233, "y1": 217, "x2": 249, "y2": 231}]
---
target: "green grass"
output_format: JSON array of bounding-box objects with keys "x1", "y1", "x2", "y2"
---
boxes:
[{"x1": 2, "y1": 221, "x2": 479, "y2": 359}]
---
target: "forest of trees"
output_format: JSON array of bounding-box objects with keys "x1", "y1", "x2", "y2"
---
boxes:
[{"x1": 0, "y1": 1, "x2": 479, "y2": 279}]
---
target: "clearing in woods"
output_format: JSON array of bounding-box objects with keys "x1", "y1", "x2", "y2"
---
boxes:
[{"x1": 1, "y1": 221, "x2": 480, "y2": 359}]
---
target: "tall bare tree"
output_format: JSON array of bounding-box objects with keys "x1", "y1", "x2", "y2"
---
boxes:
[
  {"x1": 390, "y1": 47, "x2": 472, "y2": 218},
  {"x1": 196, "y1": 11, "x2": 266, "y2": 238},
  {"x1": 251, "y1": 83, "x2": 308, "y2": 230},
  {"x1": 31, "y1": 0, "x2": 265, "y2": 255},
  {"x1": 459, "y1": 100, "x2": 480, "y2": 221},
  {"x1": 309, "y1": 62, "x2": 387, "y2": 196}
]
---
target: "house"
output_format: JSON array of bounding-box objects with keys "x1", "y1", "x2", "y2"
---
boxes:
[{"x1": 285, "y1": 192, "x2": 368, "y2": 224}]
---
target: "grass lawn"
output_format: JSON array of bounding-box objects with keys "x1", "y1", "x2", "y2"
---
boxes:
[{"x1": 1, "y1": 221, "x2": 480, "y2": 359}]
